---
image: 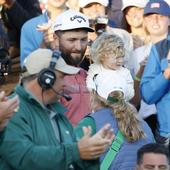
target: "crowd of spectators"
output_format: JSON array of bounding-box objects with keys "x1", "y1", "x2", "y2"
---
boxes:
[{"x1": 0, "y1": 0, "x2": 170, "y2": 169}]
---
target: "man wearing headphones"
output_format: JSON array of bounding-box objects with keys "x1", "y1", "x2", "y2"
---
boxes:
[{"x1": 0, "y1": 48, "x2": 114, "y2": 170}]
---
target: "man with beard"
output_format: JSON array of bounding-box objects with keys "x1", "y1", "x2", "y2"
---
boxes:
[{"x1": 53, "y1": 9, "x2": 94, "y2": 126}]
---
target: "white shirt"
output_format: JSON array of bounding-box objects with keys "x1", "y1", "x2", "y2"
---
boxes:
[
  {"x1": 130, "y1": 44, "x2": 157, "y2": 118},
  {"x1": 86, "y1": 63, "x2": 134, "y2": 101}
]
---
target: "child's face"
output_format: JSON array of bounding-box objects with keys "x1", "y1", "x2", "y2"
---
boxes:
[{"x1": 101, "y1": 54, "x2": 124, "y2": 70}]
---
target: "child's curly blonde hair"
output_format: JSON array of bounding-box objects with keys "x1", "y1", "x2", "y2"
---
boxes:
[{"x1": 90, "y1": 32, "x2": 125, "y2": 63}]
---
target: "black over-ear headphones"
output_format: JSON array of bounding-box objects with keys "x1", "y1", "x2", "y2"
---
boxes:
[{"x1": 38, "y1": 50, "x2": 61, "y2": 89}]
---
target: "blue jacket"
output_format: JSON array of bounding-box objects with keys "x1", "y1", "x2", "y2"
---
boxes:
[
  {"x1": 141, "y1": 35, "x2": 170, "y2": 138},
  {"x1": 20, "y1": 12, "x2": 48, "y2": 67}
]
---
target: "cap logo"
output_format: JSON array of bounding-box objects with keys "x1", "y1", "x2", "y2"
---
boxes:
[
  {"x1": 150, "y1": 3, "x2": 160, "y2": 8},
  {"x1": 70, "y1": 15, "x2": 86, "y2": 23},
  {"x1": 54, "y1": 24, "x2": 62, "y2": 29}
]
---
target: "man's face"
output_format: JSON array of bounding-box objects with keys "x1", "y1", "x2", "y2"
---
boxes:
[
  {"x1": 57, "y1": 29, "x2": 88, "y2": 66},
  {"x1": 136, "y1": 153, "x2": 169, "y2": 170}
]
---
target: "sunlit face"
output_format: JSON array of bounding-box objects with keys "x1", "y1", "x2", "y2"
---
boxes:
[
  {"x1": 136, "y1": 153, "x2": 169, "y2": 170},
  {"x1": 57, "y1": 29, "x2": 88, "y2": 66},
  {"x1": 101, "y1": 54, "x2": 124, "y2": 70},
  {"x1": 47, "y1": 0, "x2": 67, "y2": 8},
  {"x1": 144, "y1": 14, "x2": 170, "y2": 37},
  {"x1": 82, "y1": 3, "x2": 106, "y2": 20},
  {"x1": 125, "y1": 7, "x2": 144, "y2": 28}
]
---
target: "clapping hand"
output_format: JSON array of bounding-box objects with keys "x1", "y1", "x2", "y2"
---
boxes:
[
  {"x1": 37, "y1": 20, "x2": 59, "y2": 50},
  {"x1": 78, "y1": 123, "x2": 114, "y2": 160},
  {"x1": 0, "y1": 91, "x2": 19, "y2": 131},
  {"x1": 0, "y1": 0, "x2": 15, "y2": 8}
]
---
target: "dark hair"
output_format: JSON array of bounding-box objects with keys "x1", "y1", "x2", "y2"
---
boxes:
[
  {"x1": 137, "y1": 143, "x2": 169, "y2": 165},
  {"x1": 121, "y1": 7, "x2": 132, "y2": 33}
]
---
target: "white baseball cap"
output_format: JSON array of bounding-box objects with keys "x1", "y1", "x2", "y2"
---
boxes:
[
  {"x1": 164, "y1": 0, "x2": 170, "y2": 5},
  {"x1": 122, "y1": 0, "x2": 149, "y2": 11},
  {"x1": 79, "y1": 0, "x2": 109, "y2": 8},
  {"x1": 53, "y1": 9, "x2": 94, "y2": 32},
  {"x1": 23, "y1": 48, "x2": 80, "y2": 76},
  {"x1": 93, "y1": 70, "x2": 128, "y2": 100}
]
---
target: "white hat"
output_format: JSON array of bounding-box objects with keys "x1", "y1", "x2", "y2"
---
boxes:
[
  {"x1": 53, "y1": 9, "x2": 94, "y2": 32},
  {"x1": 122, "y1": 0, "x2": 149, "y2": 11},
  {"x1": 94, "y1": 70, "x2": 128, "y2": 100},
  {"x1": 79, "y1": 0, "x2": 109, "y2": 8},
  {"x1": 24, "y1": 48, "x2": 80, "y2": 75},
  {"x1": 164, "y1": 0, "x2": 170, "y2": 5}
]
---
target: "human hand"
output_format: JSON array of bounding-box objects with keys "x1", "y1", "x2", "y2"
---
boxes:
[
  {"x1": 0, "y1": 0, "x2": 15, "y2": 8},
  {"x1": 0, "y1": 91, "x2": 19, "y2": 131},
  {"x1": 37, "y1": 20, "x2": 58, "y2": 50},
  {"x1": 78, "y1": 123, "x2": 114, "y2": 160}
]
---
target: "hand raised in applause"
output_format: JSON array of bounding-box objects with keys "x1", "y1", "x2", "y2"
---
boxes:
[
  {"x1": 78, "y1": 123, "x2": 114, "y2": 160},
  {"x1": 36, "y1": 20, "x2": 59, "y2": 50},
  {"x1": 0, "y1": 91, "x2": 19, "y2": 131}
]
